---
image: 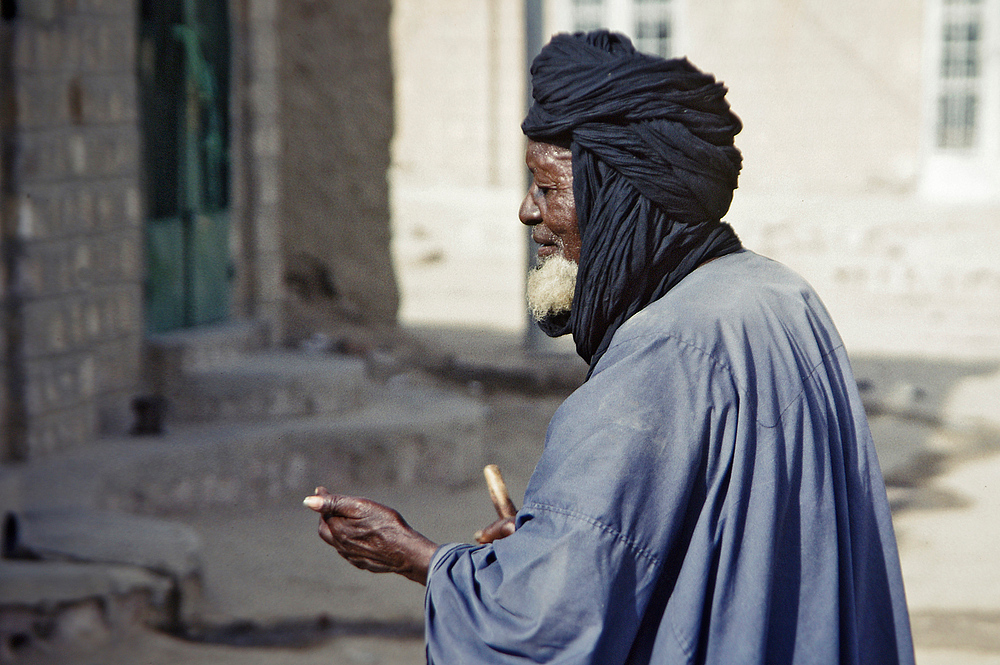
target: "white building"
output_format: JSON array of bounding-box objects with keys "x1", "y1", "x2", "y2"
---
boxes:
[{"x1": 391, "y1": 0, "x2": 1000, "y2": 360}]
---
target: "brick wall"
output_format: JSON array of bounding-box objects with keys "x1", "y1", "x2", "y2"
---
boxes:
[
  {"x1": 0, "y1": 0, "x2": 285, "y2": 461},
  {"x1": 1, "y1": 16, "x2": 11, "y2": 462},
  {"x1": 3, "y1": 1, "x2": 143, "y2": 458}
]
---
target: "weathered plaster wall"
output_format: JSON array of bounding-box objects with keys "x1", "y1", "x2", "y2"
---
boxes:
[
  {"x1": 390, "y1": 0, "x2": 528, "y2": 331},
  {"x1": 278, "y1": 0, "x2": 398, "y2": 339}
]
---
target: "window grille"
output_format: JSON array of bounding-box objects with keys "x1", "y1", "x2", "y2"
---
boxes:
[
  {"x1": 936, "y1": 0, "x2": 982, "y2": 149},
  {"x1": 565, "y1": 0, "x2": 675, "y2": 58}
]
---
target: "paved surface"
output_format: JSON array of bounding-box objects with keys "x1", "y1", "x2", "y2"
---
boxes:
[{"x1": 7, "y1": 326, "x2": 1000, "y2": 664}]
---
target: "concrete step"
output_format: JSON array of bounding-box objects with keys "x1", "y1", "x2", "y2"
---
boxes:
[
  {"x1": 164, "y1": 351, "x2": 374, "y2": 424},
  {"x1": 145, "y1": 320, "x2": 271, "y2": 376},
  {"x1": 15, "y1": 380, "x2": 488, "y2": 517},
  {"x1": 0, "y1": 510, "x2": 203, "y2": 660},
  {"x1": 1, "y1": 328, "x2": 492, "y2": 654},
  {"x1": 0, "y1": 560, "x2": 174, "y2": 659}
]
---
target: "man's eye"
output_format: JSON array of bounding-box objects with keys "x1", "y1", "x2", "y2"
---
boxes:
[{"x1": 535, "y1": 185, "x2": 551, "y2": 196}]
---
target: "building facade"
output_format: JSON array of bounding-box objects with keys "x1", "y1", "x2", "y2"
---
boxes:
[
  {"x1": 1, "y1": 0, "x2": 284, "y2": 462},
  {"x1": 391, "y1": 0, "x2": 1000, "y2": 359}
]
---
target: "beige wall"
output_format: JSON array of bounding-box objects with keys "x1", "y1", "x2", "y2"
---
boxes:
[
  {"x1": 391, "y1": 0, "x2": 529, "y2": 330},
  {"x1": 683, "y1": 0, "x2": 1000, "y2": 360},
  {"x1": 391, "y1": 0, "x2": 1000, "y2": 360},
  {"x1": 686, "y1": 0, "x2": 924, "y2": 196}
]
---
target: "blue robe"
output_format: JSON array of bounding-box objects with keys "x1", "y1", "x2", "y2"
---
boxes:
[{"x1": 425, "y1": 250, "x2": 914, "y2": 664}]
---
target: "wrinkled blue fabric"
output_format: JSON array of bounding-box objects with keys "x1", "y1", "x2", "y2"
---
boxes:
[
  {"x1": 425, "y1": 251, "x2": 914, "y2": 664},
  {"x1": 522, "y1": 31, "x2": 744, "y2": 369}
]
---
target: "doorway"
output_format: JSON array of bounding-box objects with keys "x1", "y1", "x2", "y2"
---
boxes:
[{"x1": 138, "y1": 0, "x2": 232, "y2": 333}]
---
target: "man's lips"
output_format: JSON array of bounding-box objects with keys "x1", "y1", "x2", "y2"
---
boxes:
[{"x1": 532, "y1": 231, "x2": 560, "y2": 257}]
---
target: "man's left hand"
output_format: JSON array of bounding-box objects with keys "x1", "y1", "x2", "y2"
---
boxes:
[{"x1": 305, "y1": 487, "x2": 439, "y2": 585}]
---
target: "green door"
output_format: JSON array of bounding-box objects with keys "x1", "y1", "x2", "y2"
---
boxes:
[{"x1": 139, "y1": 0, "x2": 231, "y2": 333}]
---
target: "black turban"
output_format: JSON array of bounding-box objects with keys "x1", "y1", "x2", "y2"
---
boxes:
[{"x1": 522, "y1": 30, "x2": 744, "y2": 371}]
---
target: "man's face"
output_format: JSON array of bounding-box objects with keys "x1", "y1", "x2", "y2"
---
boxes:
[{"x1": 519, "y1": 140, "x2": 581, "y2": 264}]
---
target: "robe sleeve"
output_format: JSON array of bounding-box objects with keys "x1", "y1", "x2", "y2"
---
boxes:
[{"x1": 424, "y1": 332, "x2": 739, "y2": 664}]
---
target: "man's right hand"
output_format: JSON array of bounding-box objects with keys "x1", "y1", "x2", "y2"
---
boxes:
[{"x1": 474, "y1": 516, "x2": 516, "y2": 544}]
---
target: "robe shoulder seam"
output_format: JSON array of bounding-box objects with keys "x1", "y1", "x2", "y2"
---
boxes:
[
  {"x1": 601, "y1": 329, "x2": 737, "y2": 389},
  {"x1": 522, "y1": 501, "x2": 661, "y2": 566},
  {"x1": 603, "y1": 329, "x2": 847, "y2": 428},
  {"x1": 768, "y1": 342, "x2": 848, "y2": 427}
]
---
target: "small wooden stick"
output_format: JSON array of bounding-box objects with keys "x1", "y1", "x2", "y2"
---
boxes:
[{"x1": 484, "y1": 464, "x2": 517, "y2": 519}]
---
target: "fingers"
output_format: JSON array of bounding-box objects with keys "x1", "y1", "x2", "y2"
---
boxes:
[
  {"x1": 474, "y1": 516, "x2": 516, "y2": 544},
  {"x1": 303, "y1": 491, "x2": 366, "y2": 517}
]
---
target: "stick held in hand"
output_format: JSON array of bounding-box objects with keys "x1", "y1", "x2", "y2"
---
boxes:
[{"x1": 484, "y1": 464, "x2": 517, "y2": 519}]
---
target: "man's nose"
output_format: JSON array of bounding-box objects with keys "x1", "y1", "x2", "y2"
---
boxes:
[{"x1": 519, "y1": 189, "x2": 540, "y2": 225}]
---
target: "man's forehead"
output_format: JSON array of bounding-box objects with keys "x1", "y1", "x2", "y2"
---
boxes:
[{"x1": 526, "y1": 140, "x2": 572, "y2": 172}]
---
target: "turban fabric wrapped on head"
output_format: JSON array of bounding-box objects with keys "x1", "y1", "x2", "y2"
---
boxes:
[{"x1": 522, "y1": 30, "x2": 744, "y2": 370}]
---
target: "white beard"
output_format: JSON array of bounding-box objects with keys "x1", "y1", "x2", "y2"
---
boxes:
[{"x1": 526, "y1": 254, "x2": 578, "y2": 322}]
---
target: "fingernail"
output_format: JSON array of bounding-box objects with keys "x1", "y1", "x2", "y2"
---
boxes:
[
  {"x1": 473, "y1": 530, "x2": 483, "y2": 540},
  {"x1": 303, "y1": 496, "x2": 325, "y2": 510}
]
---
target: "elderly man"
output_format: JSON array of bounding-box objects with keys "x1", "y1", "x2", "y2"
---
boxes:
[{"x1": 306, "y1": 30, "x2": 914, "y2": 664}]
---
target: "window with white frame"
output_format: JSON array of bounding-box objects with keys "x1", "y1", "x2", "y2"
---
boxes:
[
  {"x1": 549, "y1": 0, "x2": 677, "y2": 59},
  {"x1": 936, "y1": 0, "x2": 982, "y2": 149},
  {"x1": 922, "y1": 0, "x2": 1000, "y2": 198}
]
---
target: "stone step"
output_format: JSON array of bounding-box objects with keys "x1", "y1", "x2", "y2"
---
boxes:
[
  {"x1": 145, "y1": 320, "x2": 271, "y2": 376},
  {"x1": 0, "y1": 509, "x2": 204, "y2": 659},
  {"x1": 16, "y1": 381, "x2": 488, "y2": 516},
  {"x1": 0, "y1": 560, "x2": 174, "y2": 658},
  {"x1": 163, "y1": 350, "x2": 374, "y2": 424}
]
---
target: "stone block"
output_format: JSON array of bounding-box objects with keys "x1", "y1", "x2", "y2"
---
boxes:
[
  {"x1": 23, "y1": 352, "x2": 97, "y2": 417},
  {"x1": 14, "y1": 23, "x2": 64, "y2": 72},
  {"x1": 14, "y1": 74, "x2": 69, "y2": 129},
  {"x1": 13, "y1": 129, "x2": 72, "y2": 185},
  {"x1": 80, "y1": 126, "x2": 140, "y2": 179},
  {"x1": 76, "y1": 16, "x2": 135, "y2": 73},
  {"x1": 0, "y1": 560, "x2": 182, "y2": 653},
  {"x1": 20, "y1": 285, "x2": 143, "y2": 358},
  {"x1": 19, "y1": 229, "x2": 143, "y2": 293},
  {"x1": 11, "y1": 130, "x2": 137, "y2": 187},
  {"x1": 64, "y1": 184, "x2": 98, "y2": 233},
  {"x1": 85, "y1": 179, "x2": 137, "y2": 232},
  {"x1": 21, "y1": 298, "x2": 72, "y2": 356},
  {"x1": 76, "y1": 73, "x2": 138, "y2": 125},
  {"x1": 93, "y1": 335, "x2": 141, "y2": 396},
  {"x1": 24, "y1": 403, "x2": 96, "y2": 457},
  {"x1": 108, "y1": 229, "x2": 143, "y2": 283},
  {"x1": 6, "y1": 509, "x2": 202, "y2": 580},
  {"x1": 76, "y1": 0, "x2": 133, "y2": 16}
]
